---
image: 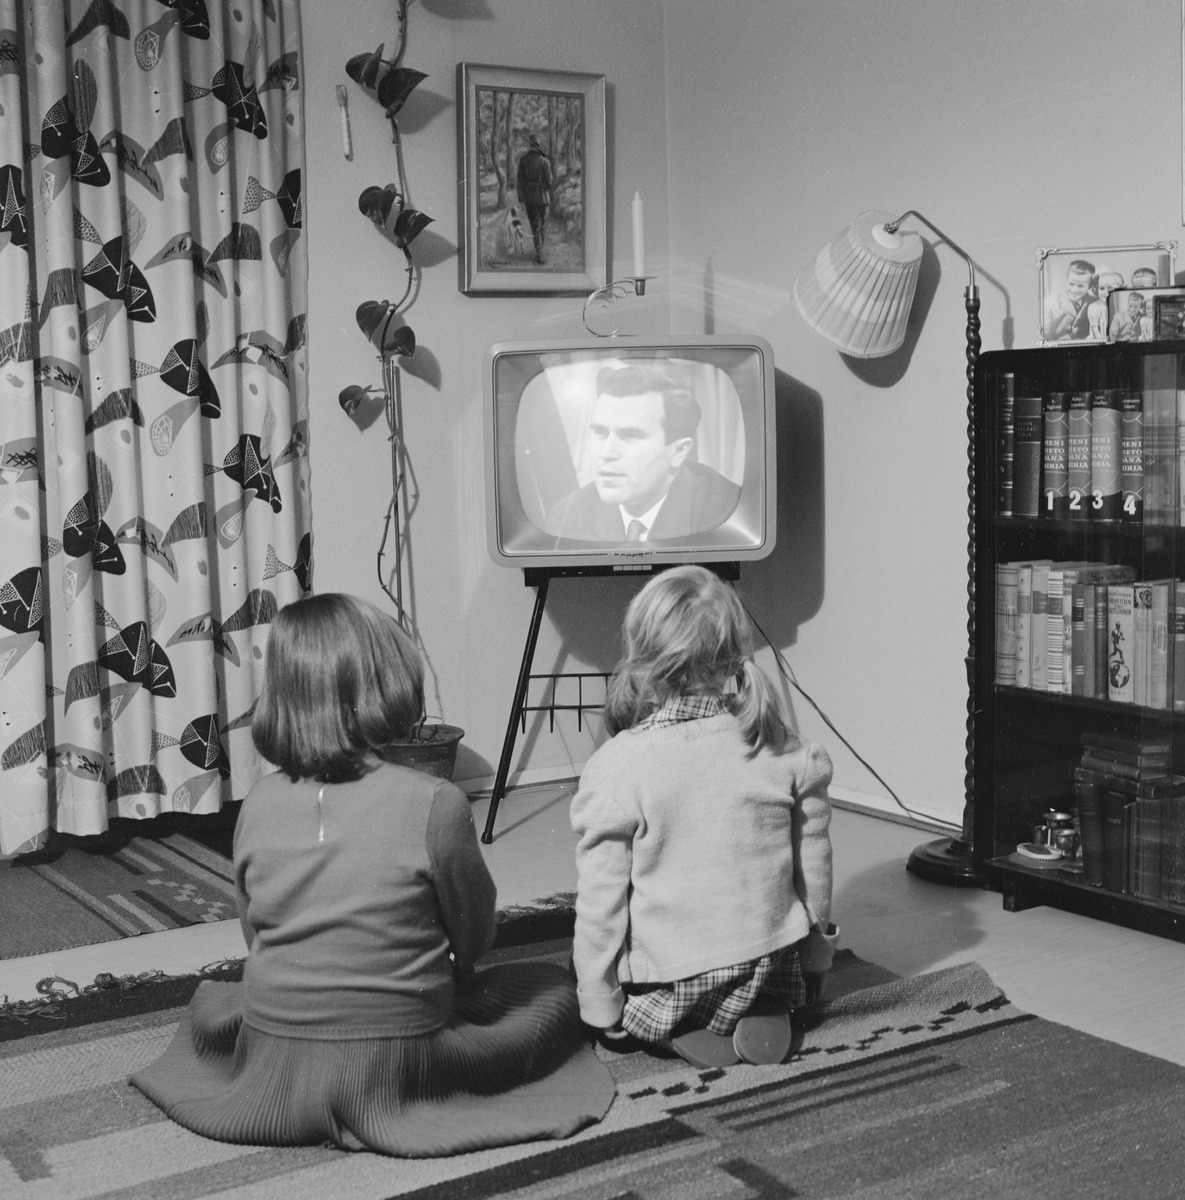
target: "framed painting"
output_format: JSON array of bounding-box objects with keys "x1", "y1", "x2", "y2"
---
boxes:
[
  {"x1": 457, "y1": 63, "x2": 606, "y2": 296},
  {"x1": 1035, "y1": 242, "x2": 1177, "y2": 345}
]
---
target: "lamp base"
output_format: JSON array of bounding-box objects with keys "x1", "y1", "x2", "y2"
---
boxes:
[{"x1": 906, "y1": 836, "x2": 985, "y2": 887}]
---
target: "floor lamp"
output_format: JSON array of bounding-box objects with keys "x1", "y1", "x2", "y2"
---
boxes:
[{"x1": 794, "y1": 209, "x2": 984, "y2": 885}]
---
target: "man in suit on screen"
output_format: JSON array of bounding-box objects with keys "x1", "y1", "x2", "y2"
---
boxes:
[{"x1": 543, "y1": 363, "x2": 741, "y2": 543}]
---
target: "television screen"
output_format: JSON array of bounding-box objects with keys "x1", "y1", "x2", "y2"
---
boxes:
[{"x1": 484, "y1": 335, "x2": 776, "y2": 572}]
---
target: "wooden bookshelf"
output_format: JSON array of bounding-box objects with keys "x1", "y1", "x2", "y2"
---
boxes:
[{"x1": 974, "y1": 342, "x2": 1185, "y2": 942}]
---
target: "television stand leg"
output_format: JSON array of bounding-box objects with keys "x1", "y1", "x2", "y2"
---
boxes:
[{"x1": 481, "y1": 572, "x2": 551, "y2": 843}]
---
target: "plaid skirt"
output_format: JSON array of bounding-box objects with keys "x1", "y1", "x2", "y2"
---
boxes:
[{"x1": 620, "y1": 943, "x2": 805, "y2": 1041}]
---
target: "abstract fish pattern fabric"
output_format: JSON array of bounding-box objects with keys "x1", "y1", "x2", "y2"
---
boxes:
[{"x1": 0, "y1": 0, "x2": 310, "y2": 856}]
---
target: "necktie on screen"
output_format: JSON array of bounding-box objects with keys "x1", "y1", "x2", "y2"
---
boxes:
[{"x1": 626, "y1": 519, "x2": 645, "y2": 542}]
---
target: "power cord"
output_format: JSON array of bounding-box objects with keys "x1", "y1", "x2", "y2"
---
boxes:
[{"x1": 737, "y1": 591, "x2": 962, "y2": 833}]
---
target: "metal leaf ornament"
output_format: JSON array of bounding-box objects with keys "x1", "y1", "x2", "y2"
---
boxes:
[
  {"x1": 358, "y1": 184, "x2": 432, "y2": 248},
  {"x1": 377, "y1": 67, "x2": 427, "y2": 119},
  {"x1": 345, "y1": 44, "x2": 426, "y2": 122},
  {"x1": 356, "y1": 300, "x2": 416, "y2": 359},
  {"x1": 338, "y1": 383, "x2": 378, "y2": 417},
  {"x1": 392, "y1": 208, "x2": 432, "y2": 249},
  {"x1": 358, "y1": 184, "x2": 398, "y2": 226},
  {"x1": 345, "y1": 44, "x2": 386, "y2": 89}
]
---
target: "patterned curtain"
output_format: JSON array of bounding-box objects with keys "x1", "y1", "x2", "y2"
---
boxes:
[{"x1": 0, "y1": 0, "x2": 311, "y2": 857}]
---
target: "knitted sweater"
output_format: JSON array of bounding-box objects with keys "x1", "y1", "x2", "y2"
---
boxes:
[
  {"x1": 234, "y1": 764, "x2": 497, "y2": 1038},
  {"x1": 570, "y1": 712, "x2": 834, "y2": 1029}
]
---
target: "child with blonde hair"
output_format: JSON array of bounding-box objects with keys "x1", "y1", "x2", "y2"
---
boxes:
[
  {"x1": 570, "y1": 565, "x2": 837, "y2": 1067},
  {"x1": 132, "y1": 593, "x2": 613, "y2": 1156}
]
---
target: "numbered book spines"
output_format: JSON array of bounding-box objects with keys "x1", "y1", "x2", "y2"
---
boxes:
[
  {"x1": 996, "y1": 375, "x2": 1178, "y2": 525},
  {"x1": 1042, "y1": 392, "x2": 1070, "y2": 519},
  {"x1": 1066, "y1": 389, "x2": 1092, "y2": 519},
  {"x1": 1090, "y1": 388, "x2": 1122, "y2": 521},
  {"x1": 1120, "y1": 390, "x2": 1144, "y2": 522}
]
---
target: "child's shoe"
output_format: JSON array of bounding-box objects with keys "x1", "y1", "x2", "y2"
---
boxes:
[
  {"x1": 661, "y1": 1028, "x2": 740, "y2": 1068},
  {"x1": 732, "y1": 996, "x2": 792, "y2": 1065}
]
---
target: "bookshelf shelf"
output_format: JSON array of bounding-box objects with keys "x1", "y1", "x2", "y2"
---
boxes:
[{"x1": 975, "y1": 342, "x2": 1185, "y2": 942}]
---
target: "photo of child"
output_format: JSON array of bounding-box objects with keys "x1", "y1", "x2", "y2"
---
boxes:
[{"x1": 1037, "y1": 244, "x2": 1175, "y2": 345}]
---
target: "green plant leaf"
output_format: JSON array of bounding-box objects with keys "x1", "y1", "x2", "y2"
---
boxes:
[
  {"x1": 392, "y1": 208, "x2": 432, "y2": 248},
  {"x1": 345, "y1": 44, "x2": 385, "y2": 88},
  {"x1": 338, "y1": 383, "x2": 377, "y2": 417},
  {"x1": 377, "y1": 67, "x2": 427, "y2": 117},
  {"x1": 358, "y1": 184, "x2": 399, "y2": 225}
]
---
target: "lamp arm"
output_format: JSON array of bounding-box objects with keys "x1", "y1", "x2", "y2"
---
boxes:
[{"x1": 883, "y1": 209, "x2": 977, "y2": 294}]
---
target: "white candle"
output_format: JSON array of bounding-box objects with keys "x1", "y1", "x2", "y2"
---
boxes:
[{"x1": 631, "y1": 190, "x2": 645, "y2": 278}]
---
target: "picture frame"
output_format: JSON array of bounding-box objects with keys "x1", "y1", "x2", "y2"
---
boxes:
[
  {"x1": 1035, "y1": 242, "x2": 1177, "y2": 346},
  {"x1": 456, "y1": 63, "x2": 607, "y2": 296},
  {"x1": 1106, "y1": 285, "x2": 1185, "y2": 342}
]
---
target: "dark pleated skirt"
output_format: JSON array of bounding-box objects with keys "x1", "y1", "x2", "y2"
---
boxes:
[{"x1": 129, "y1": 961, "x2": 615, "y2": 1157}]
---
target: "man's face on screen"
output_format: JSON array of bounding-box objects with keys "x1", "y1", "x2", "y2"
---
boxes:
[{"x1": 587, "y1": 391, "x2": 691, "y2": 515}]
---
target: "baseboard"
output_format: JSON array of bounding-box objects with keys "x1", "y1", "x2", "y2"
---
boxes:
[
  {"x1": 462, "y1": 768, "x2": 961, "y2": 837},
  {"x1": 459, "y1": 761, "x2": 585, "y2": 797}
]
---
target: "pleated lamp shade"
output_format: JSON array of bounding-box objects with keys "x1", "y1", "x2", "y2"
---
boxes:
[{"x1": 793, "y1": 210, "x2": 924, "y2": 358}]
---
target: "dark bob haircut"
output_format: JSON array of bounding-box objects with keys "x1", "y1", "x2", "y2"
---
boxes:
[{"x1": 252, "y1": 593, "x2": 425, "y2": 783}]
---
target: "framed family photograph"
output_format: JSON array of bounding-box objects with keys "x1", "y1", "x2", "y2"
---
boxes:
[
  {"x1": 456, "y1": 63, "x2": 607, "y2": 296},
  {"x1": 1035, "y1": 242, "x2": 1177, "y2": 345},
  {"x1": 1106, "y1": 285, "x2": 1185, "y2": 342}
]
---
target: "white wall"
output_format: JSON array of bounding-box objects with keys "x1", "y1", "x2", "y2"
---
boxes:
[
  {"x1": 662, "y1": 0, "x2": 1182, "y2": 825},
  {"x1": 301, "y1": 0, "x2": 671, "y2": 789},
  {"x1": 302, "y1": 0, "x2": 1184, "y2": 828}
]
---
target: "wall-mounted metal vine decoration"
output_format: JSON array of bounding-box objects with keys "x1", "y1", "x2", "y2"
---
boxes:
[{"x1": 334, "y1": 0, "x2": 433, "y2": 625}]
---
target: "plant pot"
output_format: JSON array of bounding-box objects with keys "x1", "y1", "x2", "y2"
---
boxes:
[{"x1": 388, "y1": 724, "x2": 465, "y2": 780}]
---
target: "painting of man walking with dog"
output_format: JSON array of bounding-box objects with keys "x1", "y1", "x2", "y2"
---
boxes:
[{"x1": 458, "y1": 65, "x2": 605, "y2": 295}]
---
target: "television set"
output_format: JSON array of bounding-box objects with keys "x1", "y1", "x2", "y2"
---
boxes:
[{"x1": 483, "y1": 335, "x2": 776, "y2": 574}]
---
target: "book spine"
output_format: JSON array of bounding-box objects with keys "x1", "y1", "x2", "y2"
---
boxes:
[
  {"x1": 1013, "y1": 395, "x2": 1043, "y2": 519},
  {"x1": 1179, "y1": 387, "x2": 1185, "y2": 527},
  {"x1": 1089, "y1": 388, "x2": 1122, "y2": 521},
  {"x1": 995, "y1": 564, "x2": 1019, "y2": 686},
  {"x1": 1015, "y1": 564, "x2": 1032, "y2": 689},
  {"x1": 1031, "y1": 565, "x2": 1050, "y2": 690},
  {"x1": 1046, "y1": 571, "x2": 1066, "y2": 692},
  {"x1": 1074, "y1": 767, "x2": 1105, "y2": 887},
  {"x1": 1093, "y1": 582, "x2": 1109, "y2": 698},
  {"x1": 1166, "y1": 798, "x2": 1185, "y2": 904},
  {"x1": 1070, "y1": 582, "x2": 1087, "y2": 696},
  {"x1": 1100, "y1": 787, "x2": 1134, "y2": 893},
  {"x1": 1079, "y1": 753, "x2": 1170, "y2": 781},
  {"x1": 1133, "y1": 581, "x2": 1151, "y2": 708},
  {"x1": 1143, "y1": 366, "x2": 1176, "y2": 522},
  {"x1": 1079, "y1": 742, "x2": 1171, "y2": 768},
  {"x1": 1082, "y1": 582, "x2": 1096, "y2": 698},
  {"x1": 1120, "y1": 389, "x2": 1143, "y2": 523},
  {"x1": 1174, "y1": 581, "x2": 1185, "y2": 713},
  {"x1": 1150, "y1": 581, "x2": 1171, "y2": 711},
  {"x1": 998, "y1": 372, "x2": 1015, "y2": 517},
  {"x1": 1079, "y1": 730, "x2": 1172, "y2": 756},
  {"x1": 1042, "y1": 392, "x2": 1070, "y2": 519},
  {"x1": 1066, "y1": 389, "x2": 1092, "y2": 521},
  {"x1": 1130, "y1": 796, "x2": 1163, "y2": 902},
  {"x1": 1107, "y1": 583, "x2": 1134, "y2": 703}
]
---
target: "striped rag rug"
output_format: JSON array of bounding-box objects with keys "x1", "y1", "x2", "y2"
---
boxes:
[
  {"x1": 4, "y1": 950, "x2": 1183, "y2": 1198},
  {"x1": 0, "y1": 832, "x2": 236, "y2": 959}
]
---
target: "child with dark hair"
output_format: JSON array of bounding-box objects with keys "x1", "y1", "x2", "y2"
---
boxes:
[
  {"x1": 570, "y1": 565, "x2": 837, "y2": 1068},
  {"x1": 132, "y1": 593, "x2": 613, "y2": 1156}
]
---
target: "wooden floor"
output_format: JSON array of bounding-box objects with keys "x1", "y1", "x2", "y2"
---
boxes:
[{"x1": 3, "y1": 783, "x2": 1184, "y2": 1068}]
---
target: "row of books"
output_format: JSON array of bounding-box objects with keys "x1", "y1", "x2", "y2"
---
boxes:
[
  {"x1": 996, "y1": 363, "x2": 1182, "y2": 523},
  {"x1": 1073, "y1": 731, "x2": 1185, "y2": 903},
  {"x1": 995, "y1": 560, "x2": 1185, "y2": 709}
]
